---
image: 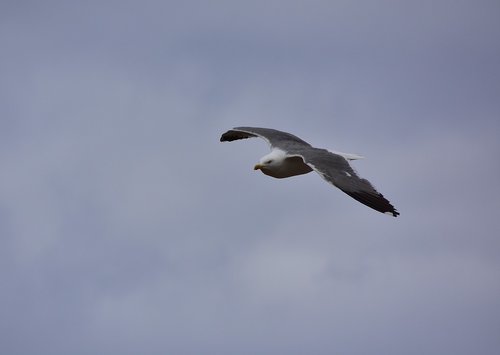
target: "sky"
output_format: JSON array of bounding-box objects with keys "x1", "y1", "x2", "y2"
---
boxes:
[{"x1": 1, "y1": 1, "x2": 500, "y2": 354}]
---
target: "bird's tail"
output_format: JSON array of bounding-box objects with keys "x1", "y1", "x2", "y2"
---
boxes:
[{"x1": 328, "y1": 150, "x2": 365, "y2": 160}]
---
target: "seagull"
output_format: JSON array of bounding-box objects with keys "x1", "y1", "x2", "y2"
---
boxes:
[{"x1": 220, "y1": 127, "x2": 399, "y2": 217}]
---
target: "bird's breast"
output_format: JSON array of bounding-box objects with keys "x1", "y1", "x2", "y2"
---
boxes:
[{"x1": 260, "y1": 156, "x2": 313, "y2": 179}]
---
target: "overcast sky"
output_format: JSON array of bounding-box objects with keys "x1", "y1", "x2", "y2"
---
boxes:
[{"x1": 1, "y1": 1, "x2": 500, "y2": 354}]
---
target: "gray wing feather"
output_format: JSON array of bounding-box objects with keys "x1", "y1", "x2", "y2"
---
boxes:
[
  {"x1": 220, "y1": 127, "x2": 311, "y2": 151},
  {"x1": 299, "y1": 148, "x2": 399, "y2": 217}
]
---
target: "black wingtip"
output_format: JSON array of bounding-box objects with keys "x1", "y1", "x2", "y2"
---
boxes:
[
  {"x1": 388, "y1": 209, "x2": 400, "y2": 217},
  {"x1": 383, "y1": 204, "x2": 400, "y2": 217},
  {"x1": 345, "y1": 190, "x2": 399, "y2": 217},
  {"x1": 220, "y1": 129, "x2": 257, "y2": 142}
]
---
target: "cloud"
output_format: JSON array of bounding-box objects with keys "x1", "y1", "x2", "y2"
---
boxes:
[{"x1": 1, "y1": 1, "x2": 500, "y2": 354}]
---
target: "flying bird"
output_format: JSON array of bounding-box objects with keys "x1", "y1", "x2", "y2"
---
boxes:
[{"x1": 220, "y1": 127, "x2": 399, "y2": 217}]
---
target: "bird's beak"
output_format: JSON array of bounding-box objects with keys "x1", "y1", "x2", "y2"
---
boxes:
[{"x1": 254, "y1": 164, "x2": 263, "y2": 170}]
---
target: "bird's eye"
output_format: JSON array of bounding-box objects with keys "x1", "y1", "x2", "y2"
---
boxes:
[{"x1": 265, "y1": 160, "x2": 273, "y2": 164}]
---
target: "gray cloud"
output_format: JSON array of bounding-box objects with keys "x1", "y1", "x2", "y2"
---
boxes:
[{"x1": 1, "y1": 1, "x2": 500, "y2": 354}]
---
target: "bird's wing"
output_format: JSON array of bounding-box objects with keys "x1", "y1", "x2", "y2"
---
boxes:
[
  {"x1": 298, "y1": 147, "x2": 399, "y2": 217},
  {"x1": 220, "y1": 127, "x2": 311, "y2": 151}
]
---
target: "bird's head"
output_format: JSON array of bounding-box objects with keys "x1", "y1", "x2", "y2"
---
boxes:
[{"x1": 254, "y1": 149, "x2": 286, "y2": 172}]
